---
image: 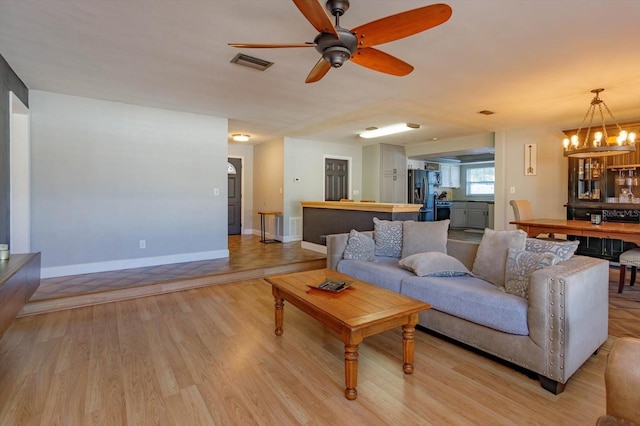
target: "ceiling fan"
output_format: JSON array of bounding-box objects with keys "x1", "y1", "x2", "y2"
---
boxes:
[{"x1": 229, "y1": 0, "x2": 452, "y2": 83}]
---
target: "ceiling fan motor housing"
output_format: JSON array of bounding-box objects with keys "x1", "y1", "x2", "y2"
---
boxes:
[
  {"x1": 325, "y1": 0, "x2": 350, "y2": 16},
  {"x1": 314, "y1": 27, "x2": 357, "y2": 67}
]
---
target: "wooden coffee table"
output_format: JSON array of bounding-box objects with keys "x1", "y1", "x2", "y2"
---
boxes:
[{"x1": 265, "y1": 268, "x2": 431, "y2": 400}]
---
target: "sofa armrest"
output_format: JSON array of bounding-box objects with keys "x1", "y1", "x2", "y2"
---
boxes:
[{"x1": 527, "y1": 255, "x2": 609, "y2": 383}]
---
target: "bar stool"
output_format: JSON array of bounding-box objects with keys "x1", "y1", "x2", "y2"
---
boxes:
[{"x1": 618, "y1": 248, "x2": 640, "y2": 293}]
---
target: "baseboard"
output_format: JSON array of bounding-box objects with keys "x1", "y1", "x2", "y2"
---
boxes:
[
  {"x1": 41, "y1": 249, "x2": 229, "y2": 279},
  {"x1": 301, "y1": 241, "x2": 327, "y2": 254}
]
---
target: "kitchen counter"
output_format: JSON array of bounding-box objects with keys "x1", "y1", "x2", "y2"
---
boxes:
[
  {"x1": 300, "y1": 201, "x2": 421, "y2": 247},
  {"x1": 300, "y1": 201, "x2": 421, "y2": 213}
]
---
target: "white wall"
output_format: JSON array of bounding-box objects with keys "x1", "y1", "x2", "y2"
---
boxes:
[
  {"x1": 494, "y1": 126, "x2": 568, "y2": 230},
  {"x1": 30, "y1": 91, "x2": 229, "y2": 277},
  {"x1": 228, "y1": 142, "x2": 254, "y2": 234},
  {"x1": 283, "y1": 137, "x2": 363, "y2": 242},
  {"x1": 253, "y1": 139, "x2": 284, "y2": 240}
]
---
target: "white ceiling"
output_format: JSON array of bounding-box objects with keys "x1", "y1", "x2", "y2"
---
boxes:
[{"x1": 1, "y1": 0, "x2": 639, "y2": 150}]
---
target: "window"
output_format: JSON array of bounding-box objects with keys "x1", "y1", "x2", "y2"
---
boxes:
[{"x1": 466, "y1": 166, "x2": 495, "y2": 196}]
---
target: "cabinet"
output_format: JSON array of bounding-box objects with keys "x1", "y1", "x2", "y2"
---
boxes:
[
  {"x1": 440, "y1": 164, "x2": 460, "y2": 188},
  {"x1": 467, "y1": 202, "x2": 489, "y2": 229},
  {"x1": 576, "y1": 158, "x2": 603, "y2": 201},
  {"x1": 450, "y1": 202, "x2": 467, "y2": 228},
  {"x1": 362, "y1": 143, "x2": 407, "y2": 203}
]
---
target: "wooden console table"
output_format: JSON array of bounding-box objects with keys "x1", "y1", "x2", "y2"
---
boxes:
[{"x1": 0, "y1": 253, "x2": 41, "y2": 338}]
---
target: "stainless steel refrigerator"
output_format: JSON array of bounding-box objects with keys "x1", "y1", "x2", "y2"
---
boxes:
[{"x1": 408, "y1": 170, "x2": 440, "y2": 221}]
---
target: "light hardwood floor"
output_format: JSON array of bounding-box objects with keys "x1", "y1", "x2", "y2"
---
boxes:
[{"x1": 0, "y1": 278, "x2": 611, "y2": 425}]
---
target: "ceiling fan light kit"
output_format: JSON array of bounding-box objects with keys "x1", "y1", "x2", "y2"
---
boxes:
[
  {"x1": 359, "y1": 123, "x2": 420, "y2": 139},
  {"x1": 229, "y1": 0, "x2": 452, "y2": 83},
  {"x1": 562, "y1": 88, "x2": 636, "y2": 158}
]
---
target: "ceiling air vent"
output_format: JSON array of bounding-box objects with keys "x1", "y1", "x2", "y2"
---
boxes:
[{"x1": 230, "y1": 53, "x2": 274, "y2": 71}]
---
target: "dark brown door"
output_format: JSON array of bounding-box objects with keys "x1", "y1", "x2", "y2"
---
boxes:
[
  {"x1": 228, "y1": 157, "x2": 242, "y2": 235},
  {"x1": 325, "y1": 158, "x2": 349, "y2": 201}
]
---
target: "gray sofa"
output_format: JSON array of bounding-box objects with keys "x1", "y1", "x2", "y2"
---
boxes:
[{"x1": 326, "y1": 231, "x2": 610, "y2": 394}]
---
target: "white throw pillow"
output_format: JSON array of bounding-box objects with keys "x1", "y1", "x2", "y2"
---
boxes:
[
  {"x1": 401, "y1": 219, "x2": 450, "y2": 259},
  {"x1": 343, "y1": 229, "x2": 375, "y2": 262},
  {"x1": 525, "y1": 238, "x2": 579, "y2": 261},
  {"x1": 471, "y1": 228, "x2": 527, "y2": 288},
  {"x1": 400, "y1": 252, "x2": 471, "y2": 277},
  {"x1": 373, "y1": 217, "x2": 403, "y2": 258},
  {"x1": 504, "y1": 248, "x2": 559, "y2": 298}
]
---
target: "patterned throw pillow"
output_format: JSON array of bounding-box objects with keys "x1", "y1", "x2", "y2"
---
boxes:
[
  {"x1": 471, "y1": 228, "x2": 527, "y2": 288},
  {"x1": 504, "y1": 248, "x2": 559, "y2": 298},
  {"x1": 399, "y1": 252, "x2": 471, "y2": 277},
  {"x1": 373, "y1": 217, "x2": 403, "y2": 258},
  {"x1": 401, "y1": 219, "x2": 450, "y2": 259},
  {"x1": 343, "y1": 230, "x2": 375, "y2": 262},
  {"x1": 525, "y1": 238, "x2": 579, "y2": 261}
]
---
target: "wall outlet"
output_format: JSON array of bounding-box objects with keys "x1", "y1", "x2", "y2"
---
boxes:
[
  {"x1": 213, "y1": 188, "x2": 220, "y2": 196},
  {"x1": 139, "y1": 239, "x2": 146, "y2": 249},
  {"x1": 353, "y1": 189, "x2": 359, "y2": 195}
]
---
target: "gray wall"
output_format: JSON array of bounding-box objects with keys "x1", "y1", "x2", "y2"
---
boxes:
[
  {"x1": 30, "y1": 91, "x2": 229, "y2": 276},
  {"x1": 0, "y1": 54, "x2": 28, "y2": 246}
]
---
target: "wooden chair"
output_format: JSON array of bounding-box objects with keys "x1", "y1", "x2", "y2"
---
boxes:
[
  {"x1": 509, "y1": 199, "x2": 562, "y2": 240},
  {"x1": 596, "y1": 337, "x2": 640, "y2": 425}
]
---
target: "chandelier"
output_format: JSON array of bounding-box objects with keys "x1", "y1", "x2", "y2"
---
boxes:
[{"x1": 562, "y1": 88, "x2": 636, "y2": 158}]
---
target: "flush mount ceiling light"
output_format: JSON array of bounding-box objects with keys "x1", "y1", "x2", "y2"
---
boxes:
[
  {"x1": 232, "y1": 134, "x2": 250, "y2": 142},
  {"x1": 563, "y1": 88, "x2": 636, "y2": 158},
  {"x1": 359, "y1": 123, "x2": 420, "y2": 139}
]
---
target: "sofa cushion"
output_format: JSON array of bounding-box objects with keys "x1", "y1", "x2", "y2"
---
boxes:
[
  {"x1": 471, "y1": 228, "x2": 527, "y2": 288},
  {"x1": 401, "y1": 275, "x2": 529, "y2": 335},
  {"x1": 505, "y1": 248, "x2": 559, "y2": 298},
  {"x1": 343, "y1": 230, "x2": 375, "y2": 262},
  {"x1": 525, "y1": 238, "x2": 579, "y2": 261},
  {"x1": 337, "y1": 257, "x2": 412, "y2": 293},
  {"x1": 373, "y1": 217, "x2": 403, "y2": 258},
  {"x1": 399, "y1": 252, "x2": 470, "y2": 277},
  {"x1": 401, "y1": 219, "x2": 449, "y2": 258}
]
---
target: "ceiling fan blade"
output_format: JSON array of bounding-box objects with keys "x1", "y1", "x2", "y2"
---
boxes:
[
  {"x1": 351, "y1": 3, "x2": 452, "y2": 48},
  {"x1": 292, "y1": 0, "x2": 339, "y2": 38},
  {"x1": 351, "y1": 47, "x2": 413, "y2": 76},
  {"x1": 228, "y1": 43, "x2": 316, "y2": 48},
  {"x1": 305, "y1": 58, "x2": 331, "y2": 83}
]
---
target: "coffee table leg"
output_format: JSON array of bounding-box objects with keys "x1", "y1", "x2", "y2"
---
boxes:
[
  {"x1": 344, "y1": 344, "x2": 359, "y2": 400},
  {"x1": 402, "y1": 323, "x2": 415, "y2": 374},
  {"x1": 274, "y1": 297, "x2": 284, "y2": 336}
]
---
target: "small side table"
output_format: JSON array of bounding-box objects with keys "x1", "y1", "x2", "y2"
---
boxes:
[{"x1": 258, "y1": 211, "x2": 282, "y2": 244}]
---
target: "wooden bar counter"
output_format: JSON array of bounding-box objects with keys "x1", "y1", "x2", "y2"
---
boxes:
[{"x1": 301, "y1": 201, "x2": 421, "y2": 246}]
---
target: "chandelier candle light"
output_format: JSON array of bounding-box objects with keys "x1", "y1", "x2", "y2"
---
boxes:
[{"x1": 562, "y1": 89, "x2": 636, "y2": 158}]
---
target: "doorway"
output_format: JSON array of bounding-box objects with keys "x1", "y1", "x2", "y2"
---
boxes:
[
  {"x1": 227, "y1": 157, "x2": 242, "y2": 235},
  {"x1": 324, "y1": 158, "x2": 349, "y2": 201}
]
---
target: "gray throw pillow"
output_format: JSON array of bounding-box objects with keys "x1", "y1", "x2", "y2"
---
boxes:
[
  {"x1": 343, "y1": 229, "x2": 375, "y2": 262},
  {"x1": 401, "y1": 219, "x2": 450, "y2": 259},
  {"x1": 505, "y1": 248, "x2": 559, "y2": 298},
  {"x1": 525, "y1": 238, "x2": 579, "y2": 261},
  {"x1": 373, "y1": 217, "x2": 403, "y2": 258},
  {"x1": 399, "y1": 252, "x2": 471, "y2": 277},
  {"x1": 471, "y1": 228, "x2": 527, "y2": 288}
]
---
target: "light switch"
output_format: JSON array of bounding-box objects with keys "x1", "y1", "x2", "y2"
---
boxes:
[
  {"x1": 214, "y1": 188, "x2": 220, "y2": 196},
  {"x1": 510, "y1": 186, "x2": 516, "y2": 194}
]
